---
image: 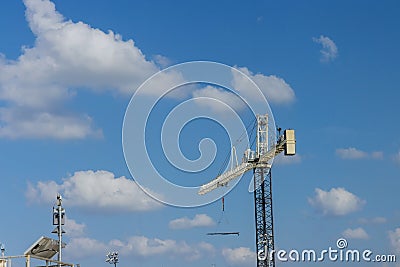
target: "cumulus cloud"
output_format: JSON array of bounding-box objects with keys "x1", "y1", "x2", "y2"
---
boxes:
[
  {"x1": 191, "y1": 65, "x2": 297, "y2": 113},
  {"x1": 64, "y1": 237, "x2": 107, "y2": 259},
  {"x1": 232, "y1": 66, "x2": 295, "y2": 105},
  {"x1": 153, "y1": 54, "x2": 172, "y2": 68},
  {"x1": 63, "y1": 218, "x2": 215, "y2": 261},
  {"x1": 110, "y1": 236, "x2": 215, "y2": 261},
  {"x1": 0, "y1": 0, "x2": 179, "y2": 139},
  {"x1": 26, "y1": 170, "x2": 162, "y2": 212},
  {"x1": 389, "y1": 228, "x2": 400, "y2": 254},
  {"x1": 22, "y1": 0, "x2": 159, "y2": 95},
  {"x1": 0, "y1": 108, "x2": 102, "y2": 139},
  {"x1": 342, "y1": 227, "x2": 369, "y2": 239},
  {"x1": 371, "y1": 151, "x2": 384, "y2": 159},
  {"x1": 336, "y1": 147, "x2": 367, "y2": 159},
  {"x1": 358, "y1": 216, "x2": 387, "y2": 224},
  {"x1": 192, "y1": 85, "x2": 246, "y2": 113},
  {"x1": 274, "y1": 153, "x2": 302, "y2": 165},
  {"x1": 222, "y1": 247, "x2": 256, "y2": 266},
  {"x1": 393, "y1": 151, "x2": 400, "y2": 165},
  {"x1": 169, "y1": 214, "x2": 215, "y2": 229},
  {"x1": 64, "y1": 217, "x2": 86, "y2": 237},
  {"x1": 336, "y1": 147, "x2": 383, "y2": 160},
  {"x1": 0, "y1": 0, "x2": 297, "y2": 139},
  {"x1": 313, "y1": 35, "x2": 338, "y2": 62},
  {"x1": 308, "y1": 187, "x2": 365, "y2": 216},
  {"x1": 0, "y1": 0, "x2": 298, "y2": 139}
]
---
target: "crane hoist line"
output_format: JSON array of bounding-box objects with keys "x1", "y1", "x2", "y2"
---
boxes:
[{"x1": 198, "y1": 114, "x2": 296, "y2": 267}]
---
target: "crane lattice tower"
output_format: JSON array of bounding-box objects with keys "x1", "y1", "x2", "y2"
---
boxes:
[{"x1": 199, "y1": 114, "x2": 296, "y2": 267}]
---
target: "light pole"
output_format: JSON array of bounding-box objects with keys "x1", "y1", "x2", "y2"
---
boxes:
[
  {"x1": 52, "y1": 194, "x2": 65, "y2": 267},
  {"x1": 0, "y1": 243, "x2": 4, "y2": 257},
  {"x1": 106, "y1": 252, "x2": 119, "y2": 267},
  {"x1": 0, "y1": 243, "x2": 5, "y2": 267}
]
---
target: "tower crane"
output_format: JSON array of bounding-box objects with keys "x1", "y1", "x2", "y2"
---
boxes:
[{"x1": 198, "y1": 114, "x2": 296, "y2": 267}]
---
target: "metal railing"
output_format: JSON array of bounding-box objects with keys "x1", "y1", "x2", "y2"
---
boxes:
[{"x1": 0, "y1": 255, "x2": 74, "y2": 267}]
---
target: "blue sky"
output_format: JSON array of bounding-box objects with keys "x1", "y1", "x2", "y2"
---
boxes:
[{"x1": 0, "y1": 0, "x2": 400, "y2": 266}]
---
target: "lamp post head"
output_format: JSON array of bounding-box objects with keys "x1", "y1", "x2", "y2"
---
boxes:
[
  {"x1": 106, "y1": 251, "x2": 119, "y2": 265},
  {"x1": 56, "y1": 194, "x2": 62, "y2": 206}
]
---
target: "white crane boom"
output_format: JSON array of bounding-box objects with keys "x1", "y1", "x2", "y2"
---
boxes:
[
  {"x1": 259, "y1": 136, "x2": 286, "y2": 163},
  {"x1": 198, "y1": 162, "x2": 253, "y2": 195},
  {"x1": 198, "y1": 129, "x2": 295, "y2": 195}
]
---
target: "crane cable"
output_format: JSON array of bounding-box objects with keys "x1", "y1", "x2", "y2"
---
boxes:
[
  {"x1": 217, "y1": 196, "x2": 229, "y2": 225},
  {"x1": 207, "y1": 196, "x2": 240, "y2": 236},
  {"x1": 217, "y1": 117, "x2": 257, "y2": 176}
]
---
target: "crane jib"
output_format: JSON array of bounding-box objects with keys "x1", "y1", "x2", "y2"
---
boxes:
[{"x1": 198, "y1": 130, "x2": 295, "y2": 195}]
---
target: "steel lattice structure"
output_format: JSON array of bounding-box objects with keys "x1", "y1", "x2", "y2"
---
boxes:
[
  {"x1": 254, "y1": 168, "x2": 274, "y2": 267},
  {"x1": 199, "y1": 114, "x2": 295, "y2": 267},
  {"x1": 253, "y1": 114, "x2": 274, "y2": 267}
]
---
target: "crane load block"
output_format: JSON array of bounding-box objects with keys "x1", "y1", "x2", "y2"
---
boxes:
[{"x1": 284, "y1": 129, "x2": 296, "y2": 155}]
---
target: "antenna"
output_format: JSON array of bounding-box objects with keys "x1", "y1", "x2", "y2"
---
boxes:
[
  {"x1": 0, "y1": 243, "x2": 5, "y2": 267},
  {"x1": 0, "y1": 243, "x2": 4, "y2": 257},
  {"x1": 52, "y1": 194, "x2": 65, "y2": 267}
]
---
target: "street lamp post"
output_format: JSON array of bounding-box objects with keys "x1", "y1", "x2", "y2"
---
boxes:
[
  {"x1": 52, "y1": 194, "x2": 65, "y2": 267},
  {"x1": 106, "y1": 252, "x2": 119, "y2": 267},
  {"x1": 0, "y1": 244, "x2": 4, "y2": 257},
  {"x1": 0, "y1": 243, "x2": 5, "y2": 267}
]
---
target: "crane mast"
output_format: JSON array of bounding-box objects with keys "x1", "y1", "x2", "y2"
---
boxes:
[
  {"x1": 198, "y1": 114, "x2": 296, "y2": 267},
  {"x1": 254, "y1": 114, "x2": 273, "y2": 267}
]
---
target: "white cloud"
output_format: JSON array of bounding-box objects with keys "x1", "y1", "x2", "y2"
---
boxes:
[
  {"x1": 153, "y1": 54, "x2": 172, "y2": 68},
  {"x1": 232, "y1": 66, "x2": 295, "y2": 105},
  {"x1": 0, "y1": 108, "x2": 102, "y2": 139},
  {"x1": 371, "y1": 151, "x2": 384, "y2": 159},
  {"x1": 336, "y1": 147, "x2": 367, "y2": 159},
  {"x1": 313, "y1": 35, "x2": 338, "y2": 62},
  {"x1": 308, "y1": 187, "x2": 365, "y2": 216},
  {"x1": 64, "y1": 237, "x2": 107, "y2": 260},
  {"x1": 21, "y1": 0, "x2": 159, "y2": 96},
  {"x1": 0, "y1": 0, "x2": 297, "y2": 139},
  {"x1": 192, "y1": 85, "x2": 245, "y2": 113},
  {"x1": 0, "y1": 0, "x2": 180, "y2": 139},
  {"x1": 64, "y1": 235, "x2": 215, "y2": 262},
  {"x1": 389, "y1": 228, "x2": 400, "y2": 254},
  {"x1": 169, "y1": 214, "x2": 215, "y2": 229},
  {"x1": 64, "y1": 217, "x2": 86, "y2": 237},
  {"x1": 274, "y1": 153, "x2": 302, "y2": 165},
  {"x1": 393, "y1": 151, "x2": 400, "y2": 165},
  {"x1": 358, "y1": 216, "x2": 387, "y2": 224},
  {"x1": 342, "y1": 227, "x2": 369, "y2": 239},
  {"x1": 197, "y1": 241, "x2": 216, "y2": 255},
  {"x1": 113, "y1": 236, "x2": 190, "y2": 257},
  {"x1": 336, "y1": 147, "x2": 383, "y2": 160},
  {"x1": 26, "y1": 170, "x2": 162, "y2": 212},
  {"x1": 64, "y1": 220, "x2": 215, "y2": 261},
  {"x1": 222, "y1": 247, "x2": 256, "y2": 266},
  {"x1": 111, "y1": 236, "x2": 215, "y2": 261},
  {"x1": 372, "y1": 216, "x2": 387, "y2": 224}
]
